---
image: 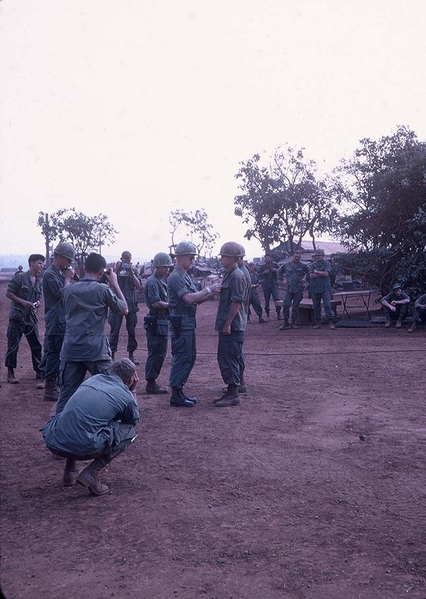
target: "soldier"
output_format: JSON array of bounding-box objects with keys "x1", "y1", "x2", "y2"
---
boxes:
[
  {"x1": 278, "y1": 250, "x2": 309, "y2": 330},
  {"x1": 381, "y1": 283, "x2": 410, "y2": 328},
  {"x1": 56, "y1": 253, "x2": 128, "y2": 414},
  {"x1": 407, "y1": 293, "x2": 426, "y2": 333},
  {"x1": 308, "y1": 249, "x2": 336, "y2": 330},
  {"x1": 247, "y1": 263, "x2": 265, "y2": 324},
  {"x1": 5, "y1": 253, "x2": 45, "y2": 385},
  {"x1": 143, "y1": 252, "x2": 173, "y2": 394},
  {"x1": 42, "y1": 358, "x2": 139, "y2": 496},
  {"x1": 40, "y1": 242, "x2": 77, "y2": 401},
  {"x1": 214, "y1": 242, "x2": 248, "y2": 408},
  {"x1": 258, "y1": 254, "x2": 282, "y2": 321},
  {"x1": 108, "y1": 251, "x2": 141, "y2": 364},
  {"x1": 167, "y1": 241, "x2": 221, "y2": 407}
]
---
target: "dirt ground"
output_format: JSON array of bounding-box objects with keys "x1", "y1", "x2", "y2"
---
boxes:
[{"x1": 0, "y1": 283, "x2": 425, "y2": 599}]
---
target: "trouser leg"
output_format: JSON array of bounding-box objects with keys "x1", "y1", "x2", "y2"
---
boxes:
[
  {"x1": 5, "y1": 320, "x2": 23, "y2": 369},
  {"x1": 217, "y1": 332, "x2": 244, "y2": 386},
  {"x1": 125, "y1": 312, "x2": 138, "y2": 353},
  {"x1": 322, "y1": 291, "x2": 334, "y2": 321},
  {"x1": 43, "y1": 334, "x2": 64, "y2": 381},
  {"x1": 169, "y1": 330, "x2": 196, "y2": 388},
  {"x1": 312, "y1": 294, "x2": 322, "y2": 323},
  {"x1": 56, "y1": 361, "x2": 88, "y2": 414},
  {"x1": 291, "y1": 291, "x2": 303, "y2": 322},
  {"x1": 108, "y1": 312, "x2": 123, "y2": 355},
  {"x1": 145, "y1": 332, "x2": 167, "y2": 381}
]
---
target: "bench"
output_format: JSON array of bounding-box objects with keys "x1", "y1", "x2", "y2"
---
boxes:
[{"x1": 275, "y1": 297, "x2": 342, "y2": 324}]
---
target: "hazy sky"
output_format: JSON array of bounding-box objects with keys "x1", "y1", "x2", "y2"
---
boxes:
[{"x1": 1, "y1": 0, "x2": 425, "y2": 262}]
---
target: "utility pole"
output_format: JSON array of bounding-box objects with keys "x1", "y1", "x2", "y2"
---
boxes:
[{"x1": 45, "y1": 213, "x2": 50, "y2": 265}]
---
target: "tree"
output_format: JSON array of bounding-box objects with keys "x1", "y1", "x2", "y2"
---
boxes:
[
  {"x1": 169, "y1": 208, "x2": 219, "y2": 257},
  {"x1": 37, "y1": 209, "x2": 118, "y2": 270},
  {"x1": 333, "y1": 126, "x2": 426, "y2": 252},
  {"x1": 234, "y1": 146, "x2": 338, "y2": 254}
]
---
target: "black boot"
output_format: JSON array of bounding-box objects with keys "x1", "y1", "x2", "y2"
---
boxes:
[
  {"x1": 63, "y1": 458, "x2": 79, "y2": 487},
  {"x1": 146, "y1": 379, "x2": 168, "y2": 394},
  {"x1": 214, "y1": 384, "x2": 240, "y2": 407},
  {"x1": 170, "y1": 387, "x2": 194, "y2": 407},
  {"x1": 180, "y1": 388, "x2": 197, "y2": 404}
]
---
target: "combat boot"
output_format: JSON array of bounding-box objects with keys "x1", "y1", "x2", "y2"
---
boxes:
[
  {"x1": 43, "y1": 379, "x2": 60, "y2": 402},
  {"x1": 238, "y1": 374, "x2": 247, "y2": 394},
  {"x1": 214, "y1": 384, "x2": 240, "y2": 407},
  {"x1": 7, "y1": 368, "x2": 19, "y2": 384},
  {"x1": 76, "y1": 456, "x2": 111, "y2": 495},
  {"x1": 279, "y1": 318, "x2": 290, "y2": 330},
  {"x1": 128, "y1": 352, "x2": 140, "y2": 365},
  {"x1": 276, "y1": 308, "x2": 283, "y2": 320},
  {"x1": 146, "y1": 380, "x2": 168, "y2": 394},
  {"x1": 170, "y1": 387, "x2": 194, "y2": 407},
  {"x1": 384, "y1": 319, "x2": 391, "y2": 328},
  {"x1": 407, "y1": 321, "x2": 416, "y2": 333},
  {"x1": 63, "y1": 458, "x2": 79, "y2": 487},
  {"x1": 265, "y1": 310, "x2": 270, "y2": 322},
  {"x1": 329, "y1": 321, "x2": 336, "y2": 330},
  {"x1": 180, "y1": 388, "x2": 197, "y2": 404},
  {"x1": 395, "y1": 319, "x2": 402, "y2": 329},
  {"x1": 36, "y1": 371, "x2": 45, "y2": 389},
  {"x1": 258, "y1": 316, "x2": 265, "y2": 323}
]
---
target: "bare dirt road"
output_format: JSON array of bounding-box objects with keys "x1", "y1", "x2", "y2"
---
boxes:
[{"x1": 1, "y1": 284, "x2": 425, "y2": 599}]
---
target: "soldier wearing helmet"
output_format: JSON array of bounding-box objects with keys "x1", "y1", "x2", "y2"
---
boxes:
[
  {"x1": 167, "y1": 241, "x2": 221, "y2": 407},
  {"x1": 143, "y1": 252, "x2": 173, "y2": 394},
  {"x1": 213, "y1": 241, "x2": 248, "y2": 408},
  {"x1": 108, "y1": 251, "x2": 142, "y2": 364},
  {"x1": 38, "y1": 242, "x2": 77, "y2": 401}
]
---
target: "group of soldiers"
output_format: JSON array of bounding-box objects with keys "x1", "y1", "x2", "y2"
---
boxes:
[
  {"x1": 4, "y1": 241, "x2": 425, "y2": 496},
  {"x1": 4, "y1": 240, "x2": 252, "y2": 495}
]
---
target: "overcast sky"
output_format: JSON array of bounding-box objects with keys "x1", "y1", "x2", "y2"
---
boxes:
[{"x1": 1, "y1": 0, "x2": 425, "y2": 262}]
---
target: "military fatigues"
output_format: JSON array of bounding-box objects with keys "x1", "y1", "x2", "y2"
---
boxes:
[
  {"x1": 108, "y1": 267, "x2": 139, "y2": 354},
  {"x1": 381, "y1": 290, "x2": 410, "y2": 321},
  {"x1": 43, "y1": 373, "x2": 139, "y2": 460},
  {"x1": 248, "y1": 271, "x2": 263, "y2": 320},
  {"x1": 41, "y1": 264, "x2": 67, "y2": 382},
  {"x1": 144, "y1": 272, "x2": 169, "y2": 382},
  {"x1": 167, "y1": 267, "x2": 198, "y2": 389},
  {"x1": 5, "y1": 270, "x2": 43, "y2": 373},
  {"x1": 215, "y1": 265, "x2": 248, "y2": 386},
  {"x1": 278, "y1": 261, "x2": 309, "y2": 324},
  {"x1": 411, "y1": 293, "x2": 426, "y2": 325},
  {"x1": 308, "y1": 260, "x2": 334, "y2": 323},
  {"x1": 259, "y1": 261, "x2": 281, "y2": 318},
  {"x1": 56, "y1": 277, "x2": 126, "y2": 414}
]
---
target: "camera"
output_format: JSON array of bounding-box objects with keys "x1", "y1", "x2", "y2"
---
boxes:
[
  {"x1": 119, "y1": 260, "x2": 131, "y2": 277},
  {"x1": 66, "y1": 266, "x2": 80, "y2": 282},
  {"x1": 100, "y1": 268, "x2": 112, "y2": 284}
]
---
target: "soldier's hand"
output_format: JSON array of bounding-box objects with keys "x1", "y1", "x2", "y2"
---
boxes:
[
  {"x1": 211, "y1": 282, "x2": 222, "y2": 294},
  {"x1": 222, "y1": 323, "x2": 231, "y2": 335}
]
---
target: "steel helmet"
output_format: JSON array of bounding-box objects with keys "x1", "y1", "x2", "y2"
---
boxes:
[
  {"x1": 238, "y1": 244, "x2": 246, "y2": 257},
  {"x1": 54, "y1": 242, "x2": 76, "y2": 261},
  {"x1": 153, "y1": 252, "x2": 173, "y2": 267},
  {"x1": 174, "y1": 241, "x2": 197, "y2": 256},
  {"x1": 219, "y1": 241, "x2": 242, "y2": 257}
]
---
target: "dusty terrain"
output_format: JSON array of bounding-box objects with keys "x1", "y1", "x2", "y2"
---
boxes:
[{"x1": 0, "y1": 283, "x2": 425, "y2": 599}]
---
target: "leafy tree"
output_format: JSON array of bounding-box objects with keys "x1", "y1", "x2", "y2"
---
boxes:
[
  {"x1": 333, "y1": 125, "x2": 426, "y2": 252},
  {"x1": 37, "y1": 209, "x2": 118, "y2": 270},
  {"x1": 169, "y1": 208, "x2": 219, "y2": 257},
  {"x1": 234, "y1": 146, "x2": 338, "y2": 253}
]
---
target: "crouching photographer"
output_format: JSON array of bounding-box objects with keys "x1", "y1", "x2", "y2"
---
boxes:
[{"x1": 143, "y1": 252, "x2": 173, "y2": 394}]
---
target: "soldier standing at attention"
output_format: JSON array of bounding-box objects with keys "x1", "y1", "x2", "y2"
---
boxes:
[
  {"x1": 143, "y1": 252, "x2": 173, "y2": 394},
  {"x1": 214, "y1": 242, "x2": 248, "y2": 408},
  {"x1": 308, "y1": 248, "x2": 336, "y2": 330},
  {"x1": 278, "y1": 250, "x2": 309, "y2": 330},
  {"x1": 167, "y1": 241, "x2": 221, "y2": 407},
  {"x1": 108, "y1": 251, "x2": 141, "y2": 364},
  {"x1": 258, "y1": 253, "x2": 282, "y2": 321}
]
